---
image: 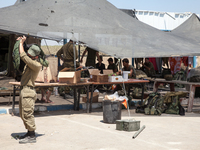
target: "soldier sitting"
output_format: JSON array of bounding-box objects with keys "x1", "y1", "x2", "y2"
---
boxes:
[{"x1": 141, "y1": 58, "x2": 156, "y2": 77}]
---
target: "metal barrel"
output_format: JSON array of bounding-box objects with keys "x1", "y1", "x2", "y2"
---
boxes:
[{"x1": 132, "y1": 125, "x2": 146, "y2": 139}]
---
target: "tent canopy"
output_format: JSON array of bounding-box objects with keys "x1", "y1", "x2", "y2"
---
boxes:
[
  {"x1": 0, "y1": 0, "x2": 200, "y2": 58},
  {"x1": 172, "y1": 13, "x2": 200, "y2": 44}
]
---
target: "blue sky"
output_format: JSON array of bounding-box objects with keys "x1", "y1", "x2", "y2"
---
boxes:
[{"x1": 1, "y1": 0, "x2": 200, "y2": 45}]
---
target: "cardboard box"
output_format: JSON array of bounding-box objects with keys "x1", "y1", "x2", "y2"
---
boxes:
[
  {"x1": 82, "y1": 92, "x2": 99, "y2": 103},
  {"x1": 88, "y1": 69, "x2": 113, "y2": 82},
  {"x1": 58, "y1": 70, "x2": 82, "y2": 84},
  {"x1": 108, "y1": 76, "x2": 123, "y2": 82}
]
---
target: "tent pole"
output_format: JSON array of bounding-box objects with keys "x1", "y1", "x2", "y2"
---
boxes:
[
  {"x1": 193, "y1": 56, "x2": 197, "y2": 68},
  {"x1": 132, "y1": 58, "x2": 134, "y2": 67},
  {"x1": 73, "y1": 39, "x2": 76, "y2": 71}
]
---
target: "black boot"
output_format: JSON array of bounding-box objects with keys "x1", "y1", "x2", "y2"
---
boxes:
[
  {"x1": 19, "y1": 131, "x2": 36, "y2": 144},
  {"x1": 19, "y1": 131, "x2": 30, "y2": 139}
]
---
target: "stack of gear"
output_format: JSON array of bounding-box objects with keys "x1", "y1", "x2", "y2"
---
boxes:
[
  {"x1": 164, "y1": 91, "x2": 187, "y2": 115},
  {"x1": 187, "y1": 67, "x2": 200, "y2": 97},
  {"x1": 187, "y1": 67, "x2": 200, "y2": 82},
  {"x1": 12, "y1": 40, "x2": 49, "y2": 81},
  {"x1": 162, "y1": 68, "x2": 171, "y2": 78},
  {"x1": 135, "y1": 70, "x2": 147, "y2": 79},
  {"x1": 172, "y1": 70, "x2": 187, "y2": 88},
  {"x1": 132, "y1": 84, "x2": 147, "y2": 99},
  {"x1": 136, "y1": 91, "x2": 187, "y2": 115}
]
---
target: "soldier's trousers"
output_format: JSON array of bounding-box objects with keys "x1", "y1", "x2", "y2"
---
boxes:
[{"x1": 19, "y1": 86, "x2": 37, "y2": 131}]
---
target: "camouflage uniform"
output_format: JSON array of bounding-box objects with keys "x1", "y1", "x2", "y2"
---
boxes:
[
  {"x1": 19, "y1": 52, "x2": 42, "y2": 131},
  {"x1": 85, "y1": 47, "x2": 97, "y2": 68},
  {"x1": 56, "y1": 42, "x2": 78, "y2": 69}
]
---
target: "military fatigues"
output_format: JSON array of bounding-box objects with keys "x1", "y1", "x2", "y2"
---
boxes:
[
  {"x1": 85, "y1": 47, "x2": 97, "y2": 68},
  {"x1": 56, "y1": 42, "x2": 78, "y2": 70},
  {"x1": 142, "y1": 62, "x2": 155, "y2": 77},
  {"x1": 122, "y1": 65, "x2": 136, "y2": 79},
  {"x1": 107, "y1": 64, "x2": 118, "y2": 72},
  {"x1": 19, "y1": 52, "x2": 42, "y2": 131}
]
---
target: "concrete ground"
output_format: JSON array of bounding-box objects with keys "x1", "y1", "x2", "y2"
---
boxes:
[
  {"x1": 1, "y1": 76, "x2": 200, "y2": 149},
  {"x1": 0, "y1": 109, "x2": 200, "y2": 150}
]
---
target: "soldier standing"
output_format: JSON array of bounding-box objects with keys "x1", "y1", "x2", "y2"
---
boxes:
[
  {"x1": 56, "y1": 39, "x2": 78, "y2": 70},
  {"x1": 80, "y1": 47, "x2": 100, "y2": 68},
  {"x1": 17, "y1": 36, "x2": 43, "y2": 144}
]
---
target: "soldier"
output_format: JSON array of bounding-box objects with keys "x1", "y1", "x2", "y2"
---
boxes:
[
  {"x1": 141, "y1": 58, "x2": 156, "y2": 77},
  {"x1": 56, "y1": 39, "x2": 78, "y2": 70},
  {"x1": 121, "y1": 58, "x2": 136, "y2": 79},
  {"x1": 96, "y1": 56, "x2": 105, "y2": 74},
  {"x1": 17, "y1": 36, "x2": 44, "y2": 144},
  {"x1": 80, "y1": 47, "x2": 100, "y2": 68},
  {"x1": 107, "y1": 58, "x2": 118, "y2": 73}
]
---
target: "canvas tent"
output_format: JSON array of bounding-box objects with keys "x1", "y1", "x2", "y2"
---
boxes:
[
  {"x1": 0, "y1": 0, "x2": 200, "y2": 58},
  {"x1": 172, "y1": 13, "x2": 200, "y2": 44}
]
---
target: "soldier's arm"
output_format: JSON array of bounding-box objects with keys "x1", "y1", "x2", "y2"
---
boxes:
[
  {"x1": 96, "y1": 52, "x2": 100, "y2": 62},
  {"x1": 143, "y1": 64, "x2": 150, "y2": 71},
  {"x1": 56, "y1": 47, "x2": 63, "y2": 61}
]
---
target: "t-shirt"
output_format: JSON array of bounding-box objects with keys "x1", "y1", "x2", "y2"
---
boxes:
[
  {"x1": 143, "y1": 62, "x2": 155, "y2": 77},
  {"x1": 122, "y1": 65, "x2": 136, "y2": 78},
  {"x1": 107, "y1": 63, "x2": 118, "y2": 72},
  {"x1": 96, "y1": 63, "x2": 105, "y2": 74}
]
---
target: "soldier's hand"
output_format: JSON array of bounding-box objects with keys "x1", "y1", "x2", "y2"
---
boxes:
[{"x1": 17, "y1": 35, "x2": 26, "y2": 43}]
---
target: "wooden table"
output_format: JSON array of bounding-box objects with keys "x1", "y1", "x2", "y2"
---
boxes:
[
  {"x1": 9, "y1": 79, "x2": 149, "y2": 114},
  {"x1": 89, "y1": 79, "x2": 149, "y2": 113},
  {"x1": 151, "y1": 78, "x2": 200, "y2": 112},
  {"x1": 9, "y1": 82, "x2": 92, "y2": 114}
]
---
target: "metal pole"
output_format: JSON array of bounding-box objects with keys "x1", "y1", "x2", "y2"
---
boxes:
[
  {"x1": 193, "y1": 56, "x2": 197, "y2": 68},
  {"x1": 132, "y1": 125, "x2": 146, "y2": 139},
  {"x1": 12, "y1": 85, "x2": 16, "y2": 115}
]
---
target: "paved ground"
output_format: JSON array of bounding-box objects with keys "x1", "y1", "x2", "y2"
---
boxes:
[
  {"x1": 1, "y1": 76, "x2": 200, "y2": 149},
  {"x1": 0, "y1": 109, "x2": 200, "y2": 150}
]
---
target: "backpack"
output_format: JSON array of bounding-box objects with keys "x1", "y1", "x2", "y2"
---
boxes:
[
  {"x1": 165, "y1": 95, "x2": 180, "y2": 115},
  {"x1": 136, "y1": 92, "x2": 159, "y2": 113},
  {"x1": 173, "y1": 70, "x2": 186, "y2": 88},
  {"x1": 147, "y1": 95, "x2": 167, "y2": 115},
  {"x1": 164, "y1": 92, "x2": 187, "y2": 115},
  {"x1": 188, "y1": 75, "x2": 200, "y2": 82},
  {"x1": 144, "y1": 93, "x2": 167, "y2": 115},
  {"x1": 162, "y1": 68, "x2": 171, "y2": 78}
]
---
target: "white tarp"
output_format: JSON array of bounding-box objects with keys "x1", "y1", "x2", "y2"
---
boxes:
[{"x1": 0, "y1": 0, "x2": 200, "y2": 58}]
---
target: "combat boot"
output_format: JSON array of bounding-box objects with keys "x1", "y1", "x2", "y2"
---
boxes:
[
  {"x1": 19, "y1": 131, "x2": 30, "y2": 139},
  {"x1": 19, "y1": 131, "x2": 36, "y2": 144}
]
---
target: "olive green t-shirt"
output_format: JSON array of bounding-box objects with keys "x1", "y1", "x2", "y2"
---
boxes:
[
  {"x1": 107, "y1": 64, "x2": 118, "y2": 72},
  {"x1": 122, "y1": 65, "x2": 136, "y2": 78}
]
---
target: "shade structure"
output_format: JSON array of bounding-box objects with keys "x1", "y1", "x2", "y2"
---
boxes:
[
  {"x1": 0, "y1": 0, "x2": 200, "y2": 58},
  {"x1": 172, "y1": 13, "x2": 200, "y2": 44}
]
